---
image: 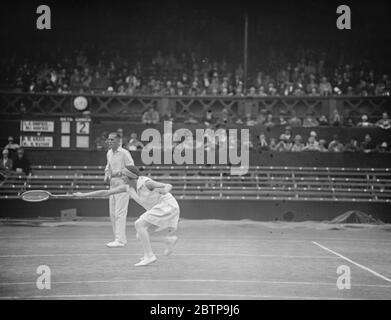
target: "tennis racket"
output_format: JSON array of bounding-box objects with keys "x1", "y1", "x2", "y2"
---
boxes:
[{"x1": 20, "y1": 190, "x2": 73, "y2": 202}]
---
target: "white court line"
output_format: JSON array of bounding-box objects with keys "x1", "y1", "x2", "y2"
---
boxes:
[
  {"x1": 1, "y1": 278, "x2": 390, "y2": 289},
  {"x1": 1, "y1": 236, "x2": 391, "y2": 242},
  {"x1": 0, "y1": 253, "x2": 333, "y2": 259},
  {"x1": 0, "y1": 293, "x2": 363, "y2": 300},
  {"x1": 312, "y1": 241, "x2": 391, "y2": 283}
]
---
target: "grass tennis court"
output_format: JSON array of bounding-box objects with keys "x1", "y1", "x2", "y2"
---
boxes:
[{"x1": 0, "y1": 218, "x2": 390, "y2": 300}]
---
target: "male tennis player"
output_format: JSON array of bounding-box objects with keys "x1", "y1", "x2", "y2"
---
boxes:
[
  {"x1": 74, "y1": 165, "x2": 179, "y2": 266},
  {"x1": 104, "y1": 132, "x2": 134, "y2": 248}
]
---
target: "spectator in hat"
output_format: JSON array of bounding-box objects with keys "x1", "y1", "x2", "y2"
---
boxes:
[
  {"x1": 264, "y1": 114, "x2": 275, "y2": 127},
  {"x1": 0, "y1": 149, "x2": 13, "y2": 172},
  {"x1": 318, "y1": 115, "x2": 329, "y2": 126},
  {"x1": 309, "y1": 130, "x2": 318, "y2": 140},
  {"x1": 378, "y1": 142, "x2": 389, "y2": 153},
  {"x1": 328, "y1": 135, "x2": 344, "y2": 152},
  {"x1": 282, "y1": 126, "x2": 293, "y2": 142},
  {"x1": 344, "y1": 118, "x2": 355, "y2": 127},
  {"x1": 4, "y1": 136, "x2": 19, "y2": 150},
  {"x1": 376, "y1": 112, "x2": 391, "y2": 130},
  {"x1": 330, "y1": 109, "x2": 342, "y2": 126},
  {"x1": 12, "y1": 148, "x2": 31, "y2": 175},
  {"x1": 303, "y1": 113, "x2": 319, "y2": 127},
  {"x1": 142, "y1": 107, "x2": 160, "y2": 124},
  {"x1": 303, "y1": 136, "x2": 320, "y2": 151},
  {"x1": 278, "y1": 114, "x2": 287, "y2": 126},
  {"x1": 126, "y1": 133, "x2": 144, "y2": 151},
  {"x1": 288, "y1": 113, "x2": 302, "y2": 127},
  {"x1": 291, "y1": 135, "x2": 305, "y2": 152},
  {"x1": 344, "y1": 139, "x2": 360, "y2": 152},
  {"x1": 319, "y1": 77, "x2": 332, "y2": 96},
  {"x1": 4, "y1": 136, "x2": 20, "y2": 159},
  {"x1": 275, "y1": 134, "x2": 292, "y2": 152},
  {"x1": 360, "y1": 134, "x2": 376, "y2": 153},
  {"x1": 357, "y1": 114, "x2": 373, "y2": 127},
  {"x1": 308, "y1": 87, "x2": 320, "y2": 97}
]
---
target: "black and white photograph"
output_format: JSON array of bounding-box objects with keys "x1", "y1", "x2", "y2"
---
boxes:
[{"x1": 0, "y1": 0, "x2": 391, "y2": 306}]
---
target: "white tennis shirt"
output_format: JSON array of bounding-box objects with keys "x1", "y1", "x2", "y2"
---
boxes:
[{"x1": 105, "y1": 146, "x2": 134, "y2": 177}]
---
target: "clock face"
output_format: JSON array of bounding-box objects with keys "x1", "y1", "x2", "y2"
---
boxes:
[{"x1": 73, "y1": 96, "x2": 88, "y2": 111}]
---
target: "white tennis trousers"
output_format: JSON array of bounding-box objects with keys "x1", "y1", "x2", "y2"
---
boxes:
[{"x1": 109, "y1": 178, "x2": 129, "y2": 244}]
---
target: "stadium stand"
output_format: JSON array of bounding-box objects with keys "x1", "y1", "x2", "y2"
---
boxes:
[
  {"x1": 1, "y1": 165, "x2": 390, "y2": 203},
  {"x1": 1, "y1": 35, "x2": 390, "y2": 221}
]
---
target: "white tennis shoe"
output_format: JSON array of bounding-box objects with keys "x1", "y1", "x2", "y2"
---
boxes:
[
  {"x1": 106, "y1": 240, "x2": 126, "y2": 248},
  {"x1": 164, "y1": 236, "x2": 178, "y2": 256},
  {"x1": 134, "y1": 255, "x2": 157, "y2": 266}
]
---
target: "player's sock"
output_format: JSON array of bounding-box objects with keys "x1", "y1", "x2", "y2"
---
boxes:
[{"x1": 136, "y1": 226, "x2": 155, "y2": 259}]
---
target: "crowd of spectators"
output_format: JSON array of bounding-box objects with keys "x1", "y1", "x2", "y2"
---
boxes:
[
  {"x1": 94, "y1": 108, "x2": 391, "y2": 154},
  {"x1": 253, "y1": 129, "x2": 388, "y2": 153},
  {"x1": 3, "y1": 47, "x2": 391, "y2": 97},
  {"x1": 140, "y1": 105, "x2": 391, "y2": 131},
  {"x1": 94, "y1": 122, "x2": 390, "y2": 154},
  {"x1": 0, "y1": 137, "x2": 31, "y2": 175},
  {"x1": 236, "y1": 111, "x2": 391, "y2": 129}
]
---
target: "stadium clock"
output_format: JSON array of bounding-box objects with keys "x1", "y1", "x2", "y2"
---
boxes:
[{"x1": 73, "y1": 96, "x2": 89, "y2": 111}]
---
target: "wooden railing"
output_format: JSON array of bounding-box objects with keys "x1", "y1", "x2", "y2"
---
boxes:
[{"x1": 1, "y1": 165, "x2": 390, "y2": 202}]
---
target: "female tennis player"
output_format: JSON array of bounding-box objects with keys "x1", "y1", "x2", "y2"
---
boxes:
[{"x1": 73, "y1": 165, "x2": 180, "y2": 266}]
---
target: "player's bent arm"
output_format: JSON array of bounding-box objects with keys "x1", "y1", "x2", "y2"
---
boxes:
[
  {"x1": 73, "y1": 185, "x2": 127, "y2": 198},
  {"x1": 145, "y1": 179, "x2": 172, "y2": 194}
]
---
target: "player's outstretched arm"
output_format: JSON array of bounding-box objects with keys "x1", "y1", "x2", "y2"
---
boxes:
[
  {"x1": 73, "y1": 185, "x2": 127, "y2": 198},
  {"x1": 145, "y1": 179, "x2": 172, "y2": 194}
]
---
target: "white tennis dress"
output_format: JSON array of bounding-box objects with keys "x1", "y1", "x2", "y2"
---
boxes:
[{"x1": 126, "y1": 176, "x2": 180, "y2": 231}]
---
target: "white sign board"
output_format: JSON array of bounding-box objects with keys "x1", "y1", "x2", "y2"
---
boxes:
[
  {"x1": 21, "y1": 121, "x2": 54, "y2": 132},
  {"x1": 61, "y1": 135, "x2": 70, "y2": 148},
  {"x1": 21, "y1": 136, "x2": 53, "y2": 148},
  {"x1": 61, "y1": 121, "x2": 71, "y2": 134},
  {"x1": 76, "y1": 136, "x2": 89, "y2": 148}
]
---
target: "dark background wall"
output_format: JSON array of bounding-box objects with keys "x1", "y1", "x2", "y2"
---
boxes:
[
  {"x1": 2, "y1": 0, "x2": 391, "y2": 71},
  {"x1": 18, "y1": 149, "x2": 391, "y2": 169},
  {"x1": 0, "y1": 198, "x2": 389, "y2": 222}
]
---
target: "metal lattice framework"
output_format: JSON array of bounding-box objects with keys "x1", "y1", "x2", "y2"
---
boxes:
[
  {"x1": 1, "y1": 92, "x2": 390, "y2": 120},
  {"x1": 341, "y1": 97, "x2": 390, "y2": 119}
]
